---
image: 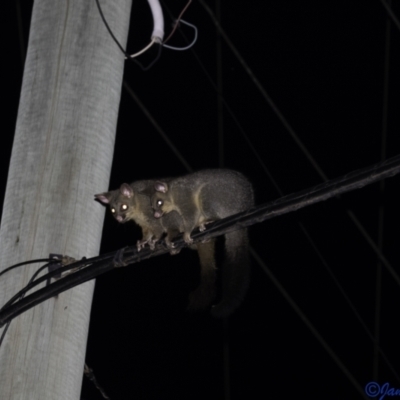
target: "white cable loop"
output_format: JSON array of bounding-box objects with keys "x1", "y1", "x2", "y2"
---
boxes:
[{"x1": 162, "y1": 20, "x2": 198, "y2": 51}]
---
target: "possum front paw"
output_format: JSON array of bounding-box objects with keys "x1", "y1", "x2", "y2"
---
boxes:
[
  {"x1": 183, "y1": 232, "x2": 193, "y2": 244},
  {"x1": 137, "y1": 238, "x2": 157, "y2": 251},
  {"x1": 136, "y1": 239, "x2": 146, "y2": 251},
  {"x1": 165, "y1": 237, "x2": 181, "y2": 255}
]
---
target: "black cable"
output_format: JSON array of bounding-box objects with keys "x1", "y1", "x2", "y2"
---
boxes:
[
  {"x1": 1, "y1": 153, "x2": 400, "y2": 327},
  {"x1": 95, "y1": 0, "x2": 162, "y2": 69},
  {"x1": 0, "y1": 258, "x2": 53, "y2": 279},
  {"x1": 95, "y1": 0, "x2": 128, "y2": 57},
  {"x1": 0, "y1": 255, "x2": 114, "y2": 311},
  {"x1": 0, "y1": 262, "x2": 53, "y2": 347},
  {"x1": 0, "y1": 321, "x2": 10, "y2": 347}
]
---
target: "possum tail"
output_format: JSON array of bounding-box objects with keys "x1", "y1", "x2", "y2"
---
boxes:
[
  {"x1": 210, "y1": 228, "x2": 250, "y2": 318},
  {"x1": 187, "y1": 239, "x2": 217, "y2": 310}
]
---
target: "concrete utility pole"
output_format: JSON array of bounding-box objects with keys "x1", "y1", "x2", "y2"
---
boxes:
[{"x1": 0, "y1": 0, "x2": 131, "y2": 398}]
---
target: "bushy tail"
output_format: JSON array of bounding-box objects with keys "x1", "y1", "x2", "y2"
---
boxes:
[
  {"x1": 187, "y1": 240, "x2": 217, "y2": 310},
  {"x1": 210, "y1": 229, "x2": 250, "y2": 318}
]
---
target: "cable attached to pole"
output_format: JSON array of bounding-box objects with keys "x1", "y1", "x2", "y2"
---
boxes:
[{"x1": 1, "y1": 153, "x2": 400, "y2": 328}]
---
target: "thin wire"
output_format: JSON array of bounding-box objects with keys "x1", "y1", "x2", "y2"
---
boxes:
[
  {"x1": 1, "y1": 258, "x2": 94, "y2": 311},
  {"x1": 131, "y1": 42, "x2": 162, "y2": 71},
  {"x1": 158, "y1": 5, "x2": 380, "y2": 356},
  {"x1": 378, "y1": 0, "x2": 400, "y2": 31},
  {"x1": 249, "y1": 248, "x2": 369, "y2": 400},
  {"x1": 95, "y1": 0, "x2": 128, "y2": 56},
  {"x1": 122, "y1": 5, "x2": 400, "y2": 380},
  {"x1": 0, "y1": 321, "x2": 10, "y2": 348},
  {"x1": 95, "y1": 0, "x2": 158, "y2": 60},
  {"x1": 215, "y1": 3, "x2": 229, "y2": 399},
  {"x1": 299, "y1": 223, "x2": 400, "y2": 383},
  {"x1": 374, "y1": 0, "x2": 392, "y2": 380},
  {"x1": 198, "y1": 0, "x2": 327, "y2": 180},
  {"x1": 197, "y1": 0, "x2": 400, "y2": 308},
  {"x1": 122, "y1": 80, "x2": 193, "y2": 172},
  {"x1": 0, "y1": 262, "x2": 52, "y2": 348},
  {"x1": 163, "y1": 0, "x2": 192, "y2": 44},
  {"x1": 162, "y1": 20, "x2": 197, "y2": 51},
  {"x1": 128, "y1": 39, "x2": 156, "y2": 59},
  {"x1": 0, "y1": 258, "x2": 53, "y2": 279}
]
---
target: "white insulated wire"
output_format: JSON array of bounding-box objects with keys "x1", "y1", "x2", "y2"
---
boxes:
[
  {"x1": 128, "y1": 38, "x2": 156, "y2": 58},
  {"x1": 162, "y1": 20, "x2": 198, "y2": 51},
  {"x1": 147, "y1": 0, "x2": 164, "y2": 42}
]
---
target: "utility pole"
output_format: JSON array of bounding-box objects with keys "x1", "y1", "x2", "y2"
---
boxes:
[{"x1": 0, "y1": 0, "x2": 131, "y2": 398}]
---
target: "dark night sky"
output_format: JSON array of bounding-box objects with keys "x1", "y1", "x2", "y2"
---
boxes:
[{"x1": 3, "y1": 1, "x2": 400, "y2": 399}]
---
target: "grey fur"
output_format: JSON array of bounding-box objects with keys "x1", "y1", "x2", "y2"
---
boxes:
[
  {"x1": 151, "y1": 169, "x2": 254, "y2": 317},
  {"x1": 94, "y1": 180, "x2": 218, "y2": 311},
  {"x1": 95, "y1": 180, "x2": 167, "y2": 250}
]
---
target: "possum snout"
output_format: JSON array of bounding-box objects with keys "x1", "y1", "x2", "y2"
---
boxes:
[{"x1": 154, "y1": 210, "x2": 163, "y2": 219}]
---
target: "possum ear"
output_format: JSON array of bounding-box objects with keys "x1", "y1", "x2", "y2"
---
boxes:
[
  {"x1": 120, "y1": 183, "x2": 134, "y2": 198},
  {"x1": 154, "y1": 181, "x2": 169, "y2": 193},
  {"x1": 94, "y1": 192, "x2": 111, "y2": 205}
]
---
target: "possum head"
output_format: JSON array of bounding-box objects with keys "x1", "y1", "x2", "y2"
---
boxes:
[{"x1": 94, "y1": 183, "x2": 136, "y2": 223}]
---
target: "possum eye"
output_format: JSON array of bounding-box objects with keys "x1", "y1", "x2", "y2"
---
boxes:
[
  {"x1": 111, "y1": 208, "x2": 116, "y2": 214},
  {"x1": 157, "y1": 199, "x2": 163, "y2": 207},
  {"x1": 121, "y1": 204, "x2": 128, "y2": 211}
]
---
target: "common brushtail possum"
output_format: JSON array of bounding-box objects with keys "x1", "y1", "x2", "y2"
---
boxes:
[
  {"x1": 94, "y1": 180, "x2": 169, "y2": 251},
  {"x1": 151, "y1": 169, "x2": 254, "y2": 317},
  {"x1": 94, "y1": 180, "x2": 217, "y2": 311}
]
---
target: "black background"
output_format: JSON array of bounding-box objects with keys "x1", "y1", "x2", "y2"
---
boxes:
[{"x1": 2, "y1": 1, "x2": 400, "y2": 399}]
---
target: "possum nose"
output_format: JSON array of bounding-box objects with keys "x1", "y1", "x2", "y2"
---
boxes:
[
  {"x1": 154, "y1": 210, "x2": 163, "y2": 219},
  {"x1": 116, "y1": 215, "x2": 124, "y2": 222}
]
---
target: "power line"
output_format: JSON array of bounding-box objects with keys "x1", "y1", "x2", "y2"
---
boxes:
[
  {"x1": 1, "y1": 152, "x2": 400, "y2": 328},
  {"x1": 197, "y1": 0, "x2": 400, "y2": 308}
]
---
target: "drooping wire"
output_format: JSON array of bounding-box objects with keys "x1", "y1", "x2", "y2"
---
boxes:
[
  {"x1": 163, "y1": 0, "x2": 192, "y2": 44},
  {"x1": 0, "y1": 257, "x2": 95, "y2": 312},
  {"x1": 130, "y1": 42, "x2": 162, "y2": 71},
  {"x1": 94, "y1": 0, "x2": 158, "y2": 60},
  {"x1": 95, "y1": 0, "x2": 196, "y2": 70},
  {"x1": 0, "y1": 258, "x2": 53, "y2": 279},
  {"x1": 162, "y1": 20, "x2": 197, "y2": 51},
  {"x1": 0, "y1": 262, "x2": 53, "y2": 348},
  {"x1": 95, "y1": 0, "x2": 129, "y2": 57}
]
